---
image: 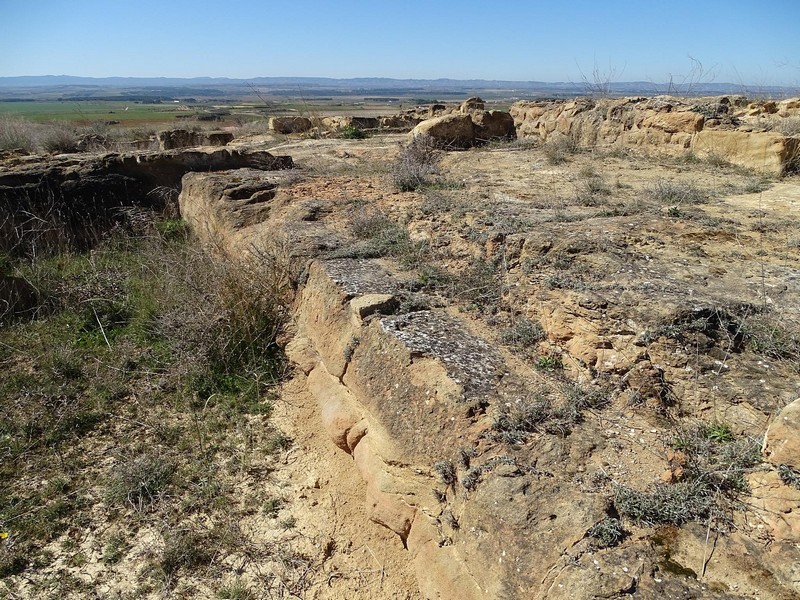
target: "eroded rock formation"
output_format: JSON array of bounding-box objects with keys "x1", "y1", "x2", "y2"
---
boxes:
[{"x1": 509, "y1": 96, "x2": 800, "y2": 174}]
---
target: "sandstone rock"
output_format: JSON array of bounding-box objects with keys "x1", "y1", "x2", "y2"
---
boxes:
[
  {"x1": 349, "y1": 293, "x2": 397, "y2": 323},
  {"x1": 407, "y1": 514, "x2": 484, "y2": 600},
  {"x1": 641, "y1": 110, "x2": 704, "y2": 134},
  {"x1": 510, "y1": 96, "x2": 800, "y2": 173},
  {"x1": 205, "y1": 131, "x2": 234, "y2": 146},
  {"x1": 409, "y1": 113, "x2": 476, "y2": 149},
  {"x1": 308, "y1": 364, "x2": 362, "y2": 452},
  {"x1": 748, "y1": 470, "x2": 800, "y2": 544},
  {"x1": 428, "y1": 104, "x2": 447, "y2": 117},
  {"x1": 692, "y1": 130, "x2": 799, "y2": 175},
  {"x1": 460, "y1": 97, "x2": 485, "y2": 113},
  {"x1": 352, "y1": 437, "x2": 416, "y2": 539},
  {"x1": 763, "y1": 398, "x2": 800, "y2": 468},
  {"x1": 0, "y1": 148, "x2": 291, "y2": 256},
  {"x1": 158, "y1": 129, "x2": 198, "y2": 150},
  {"x1": 379, "y1": 114, "x2": 423, "y2": 130},
  {"x1": 269, "y1": 116, "x2": 313, "y2": 134},
  {"x1": 178, "y1": 169, "x2": 285, "y2": 245},
  {"x1": 472, "y1": 110, "x2": 516, "y2": 142},
  {"x1": 284, "y1": 336, "x2": 319, "y2": 374}
]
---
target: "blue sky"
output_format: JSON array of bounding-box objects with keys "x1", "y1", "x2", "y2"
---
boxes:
[{"x1": 1, "y1": 0, "x2": 798, "y2": 86}]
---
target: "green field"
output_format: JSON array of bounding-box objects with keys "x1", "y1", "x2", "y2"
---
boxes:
[{"x1": 0, "y1": 101, "x2": 191, "y2": 124}]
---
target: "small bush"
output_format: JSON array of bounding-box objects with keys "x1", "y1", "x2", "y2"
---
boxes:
[
  {"x1": 617, "y1": 425, "x2": 762, "y2": 527},
  {"x1": 40, "y1": 124, "x2": 79, "y2": 153},
  {"x1": 339, "y1": 125, "x2": 368, "y2": 139},
  {"x1": 646, "y1": 179, "x2": 709, "y2": 206},
  {"x1": 388, "y1": 135, "x2": 441, "y2": 191},
  {"x1": 434, "y1": 460, "x2": 457, "y2": 486},
  {"x1": 535, "y1": 354, "x2": 563, "y2": 371},
  {"x1": 770, "y1": 116, "x2": 800, "y2": 136},
  {"x1": 614, "y1": 481, "x2": 713, "y2": 526},
  {"x1": 0, "y1": 116, "x2": 38, "y2": 153},
  {"x1": 102, "y1": 534, "x2": 129, "y2": 565},
  {"x1": 447, "y1": 258, "x2": 501, "y2": 311},
  {"x1": 778, "y1": 464, "x2": 800, "y2": 490},
  {"x1": 218, "y1": 580, "x2": 255, "y2": 600},
  {"x1": 330, "y1": 209, "x2": 421, "y2": 264},
  {"x1": 742, "y1": 314, "x2": 800, "y2": 363},
  {"x1": 587, "y1": 517, "x2": 626, "y2": 548},
  {"x1": 543, "y1": 136, "x2": 579, "y2": 164},
  {"x1": 160, "y1": 529, "x2": 215, "y2": 577},
  {"x1": 493, "y1": 382, "x2": 608, "y2": 443},
  {"x1": 106, "y1": 451, "x2": 176, "y2": 512},
  {"x1": 500, "y1": 318, "x2": 545, "y2": 350}
]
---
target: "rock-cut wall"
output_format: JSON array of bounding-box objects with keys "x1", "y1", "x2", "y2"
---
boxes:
[{"x1": 510, "y1": 96, "x2": 800, "y2": 174}]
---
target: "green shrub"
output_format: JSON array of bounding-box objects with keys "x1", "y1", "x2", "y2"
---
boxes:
[
  {"x1": 587, "y1": 517, "x2": 626, "y2": 547},
  {"x1": 616, "y1": 425, "x2": 762, "y2": 527},
  {"x1": 339, "y1": 125, "x2": 368, "y2": 139},
  {"x1": 778, "y1": 464, "x2": 800, "y2": 489}
]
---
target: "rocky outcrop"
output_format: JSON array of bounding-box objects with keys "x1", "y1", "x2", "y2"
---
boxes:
[
  {"x1": 410, "y1": 109, "x2": 516, "y2": 148},
  {"x1": 472, "y1": 110, "x2": 516, "y2": 142},
  {"x1": 320, "y1": 116, "x2": 380, "y2": 131},
  {"x1": 0, "y1": 147, "x2": 292, "y2": 255},
  {"x1": 763, "y1": 398, "x2": 800, "y2": 469},
  {"x1": 176, "y1": 165, "x2": 800, "y2": 599},
  {"x1": 410, "y1": 113, "x2": 477, "y2": 148},
  {"x1": 510, "y1": 96, "x2": 800, "y2": 174},
  {"x1": 157, "y1": 128, "x2": 234, "y2": 150},
  {"x1": 692, "y1": 130, "x2": 800, "y2": 175},
  {"x1": 460, "y1": 97, "x2": 486, "y2": 113},
  {"x1": 269, "y1": 116, "x2": 314, "y2": 134}
]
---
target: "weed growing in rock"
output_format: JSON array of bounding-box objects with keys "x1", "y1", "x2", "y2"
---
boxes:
[
  {"x1": 500, "y1": 318, "x2": 545, "y2": 352},
  {"x1": 447, "y1": 258, "x2": 502, "y2": 311},
  {"x1": 330, "y1": 208, "x2": 424, "y2": 266},
  {"x1": 587, "y1": 517, "x2": 627, "y2": 548},
  {"x1": 778, "y1": 465, "x2": 800, "y2": 489},
  {"x1": 615, "y1": 424, "x2": 762, "y2": 527},
  {"x1": 434, "y1": 460, "x2": 457, "y2": 486},
  {"x1": 614, "y1": 481, "x2": 714, "y2": 527},
  {"x1": 493, "y1": 382, "x2": 609, "y2": 443}
]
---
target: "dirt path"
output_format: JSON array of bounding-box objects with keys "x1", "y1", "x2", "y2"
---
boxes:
[{"x1": 270, "y1": 373, "x2": 421, "y2": 600}]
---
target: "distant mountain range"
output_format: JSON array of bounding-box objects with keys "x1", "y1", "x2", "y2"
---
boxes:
[{"x1": 0, "y1": 75, "x2": 795, "y2": 99}]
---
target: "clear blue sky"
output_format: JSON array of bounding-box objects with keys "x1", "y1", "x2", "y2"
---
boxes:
[{"x1": 1, "y1": 0, "x2": 798, "y2": 86}]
